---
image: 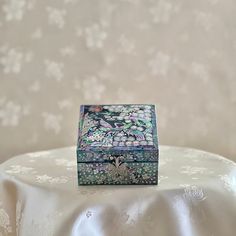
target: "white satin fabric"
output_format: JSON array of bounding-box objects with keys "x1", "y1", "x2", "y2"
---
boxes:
[{"x1": 0, "y1": 146, "x2": 236, "y2": 236}]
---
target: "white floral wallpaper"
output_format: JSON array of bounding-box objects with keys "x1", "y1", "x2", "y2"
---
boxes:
[{"x1": 0, "y1": 0, "x2": 235, "y2": 163}]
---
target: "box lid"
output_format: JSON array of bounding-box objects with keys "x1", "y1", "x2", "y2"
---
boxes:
[{"x1": 77, "y1": 104, "x2": 158, "y2": 162}]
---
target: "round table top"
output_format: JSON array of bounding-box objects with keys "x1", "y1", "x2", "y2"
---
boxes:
[{"x1": 0, "y1": 145, "x2": 236, "y2": 236}]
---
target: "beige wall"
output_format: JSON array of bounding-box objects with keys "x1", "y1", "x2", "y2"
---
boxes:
[{"x1": 0, "y1": 0, "x2": 235, "y2": 163}]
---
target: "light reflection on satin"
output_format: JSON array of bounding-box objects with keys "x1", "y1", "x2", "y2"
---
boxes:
[
  {"x1": 72, "y1": 206, "x2": 105, "y2": 236},
  {"x1": 173, "y1": 196, "x2": 194, "y2": 236}
]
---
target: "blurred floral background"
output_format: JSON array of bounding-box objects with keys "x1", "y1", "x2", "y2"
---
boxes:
[{"x1": 0, "y1": 0, "x2": 235, "y2": 163}]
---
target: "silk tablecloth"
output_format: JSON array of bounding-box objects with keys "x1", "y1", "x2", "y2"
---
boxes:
[{"x1": 0, "y1": 146, "x2": 236, "y2": 236}]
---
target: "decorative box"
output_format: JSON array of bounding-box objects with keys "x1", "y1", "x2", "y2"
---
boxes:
[{"x1": 77, "y1": 104, "x2": 159, "y2": 185}]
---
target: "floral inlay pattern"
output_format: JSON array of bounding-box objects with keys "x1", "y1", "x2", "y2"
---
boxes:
[{"x1": 78, "y1": 104, "x2": 157, "y2": 150}]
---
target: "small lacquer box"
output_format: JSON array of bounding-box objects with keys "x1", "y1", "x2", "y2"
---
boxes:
[{"x1": 77, "y1": 104, "x2": 159, "y2": 185}]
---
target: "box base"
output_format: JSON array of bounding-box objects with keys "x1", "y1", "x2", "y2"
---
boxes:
[{"x1": 77, "y1": 162, "x2": 158, "y2": 185}]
